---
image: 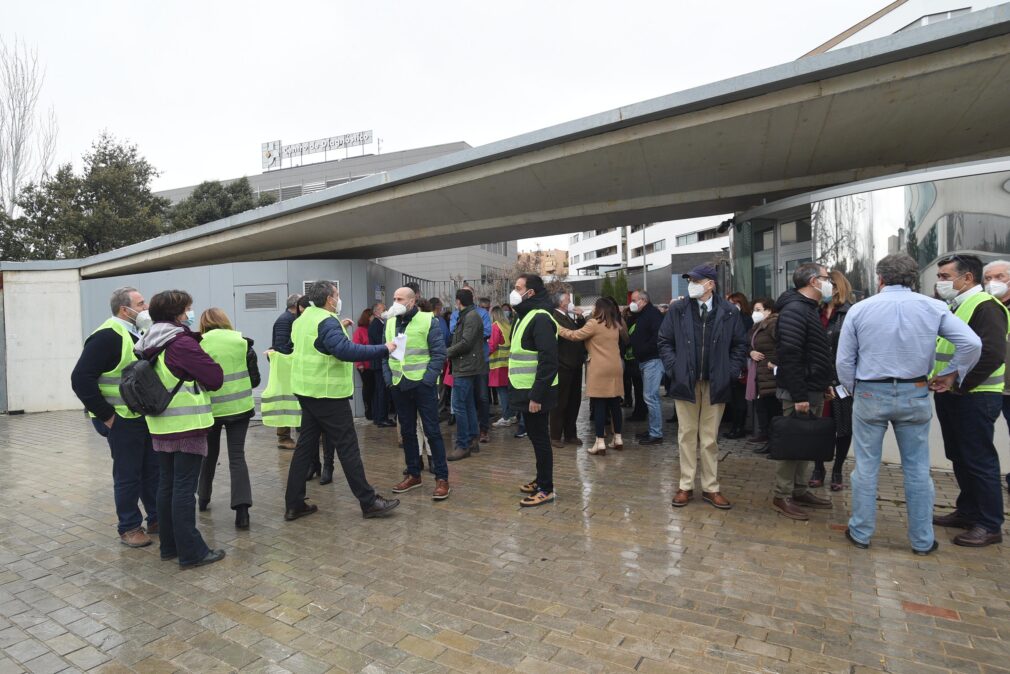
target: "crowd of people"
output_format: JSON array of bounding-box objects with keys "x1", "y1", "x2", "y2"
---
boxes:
[{"x1": 70, "y1": 253, "x2": 1010, "y2": 568}]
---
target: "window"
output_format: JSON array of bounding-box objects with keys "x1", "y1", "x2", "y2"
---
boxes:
[
  {"x1": 631, "y1": 240, "x2": 667, "y2": 258},
  {"x1": 480, "y1": 242, "x2": 507, "y2": 256},
  {"x1": 583, "y1": 230, "x2": 594, "y2": 239},
  {"x1": 595, "y1": 245, "x2": 617, "y2": 258},
  {"x1": 630, "y1": 224, "x2": 648, "y2": 233},
  {"x1": 480, "y1": 265, "x2": 504, "y2": 282},
  {"x1": 569, "y1": 233, "x2": 580, "y2": 245},
  {"x1": 571, "y1": 254, "x2": 580, "y2": 264},
  {"x1": 594, "y1": 228, "x2": 616, "y2": 236},
  {"x1": 584, "y1": 250, "x2": 597, "y2": 261},
  {"x1": 780, "y1": 219, "x2": 811, "y2": 245},
  {"x1": 676, "y1": 227, "x2": 721, "y2": 247}
]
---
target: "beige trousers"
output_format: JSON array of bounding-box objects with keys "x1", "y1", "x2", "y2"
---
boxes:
[{"x1": 675, "y1": 381, "x2": 725, "y2": 493}]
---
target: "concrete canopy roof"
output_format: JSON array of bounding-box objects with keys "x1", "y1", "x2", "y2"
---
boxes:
[{"x1": 70, "y1": 4, "x2": 1010, "y2": 279}]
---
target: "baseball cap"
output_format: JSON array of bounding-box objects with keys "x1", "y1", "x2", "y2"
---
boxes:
[{"x1": 681, "y1": 264, "x2": 718, "y2": 281}]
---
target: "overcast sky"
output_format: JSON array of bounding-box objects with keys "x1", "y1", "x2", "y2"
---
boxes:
[{"x1": 6, "y1": 0, "x2": 888, "y2": 251}]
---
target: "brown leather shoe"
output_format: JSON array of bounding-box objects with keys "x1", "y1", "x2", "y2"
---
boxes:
[
  {"x1": 432, "y1": 479, "x2": 451, "y2": 501},
  {"x1": 702, "y1": 491, "x2": 732, "y2": 510},
  {"x1": 933, "y1": 511, "x2": 974, "y2": 528},
  {"x1": 119, "y1": 527, "x2": 152, "y2": 548},
  {"x1": 671, "y1": 489, "x2": 693, "y2": 507},
  {"x1": 392, "y1": 475, "x2": 422, "y2": 493},
  {"x1": 277, "y1": 438, "x2": 296, "y2": 450},
  {"x1": 551, "y1": 439, "x2": 566, "y2": 449},
  {"x1": 145, "y1": 522, "x2": 159, "y2": 535},
  {"x1": 772, "y1": 497, "x2": 809, "y2": 521},
  {"x1": 793, "y1": 492, "x2": 832, "y2": 509},
  {"x1": 952, "y1": 526, "x2": 1002, "y2": 547}
]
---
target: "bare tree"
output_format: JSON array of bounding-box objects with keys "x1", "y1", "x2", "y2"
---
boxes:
[{"x1": 0, "y1": 37, "x2": 58, "y2": 216}]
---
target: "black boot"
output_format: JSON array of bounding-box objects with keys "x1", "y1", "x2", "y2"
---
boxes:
[
  {"x1": 235, "y1": 505, "x2": 249, "y2": 529},
  {"x1": 319, "y1": 466, "x2": 333, "y2": 485},
  {"x1": 198, "y1": 499, "x2": 209, "y2": 512},
  {"x1": 306, "y1": 461, "x2": 321, "y2": 482}
]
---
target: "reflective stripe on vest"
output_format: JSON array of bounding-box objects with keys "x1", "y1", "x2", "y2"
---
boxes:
[
  {"x1": 145, "y1": 353, "x2": 214, "y2": 435},
  {"x1": 508, "y1": 309, "x2": 559, "y2": 389},
  {"x1": 291, "y1": 306, "x2": 354, "y2": 399},
  {"x1": 932, "y1": 291, "x2": 1010, "y2": 393},
  {"x1": 88, "y1": 318, "x2": 141, "y2": 419},
  {"x1": 385, "y1": 311, "x2": 433, "y2": 385},
  {"x1": 199, "y1": 329, "x2": 255, "y2": 417},
  {"x1": 489, "y1": 321, "x2": 511, "y2": 370},
  {"x1": 624, "y1": 323, "x2": 637, "y2": 361},
  {"x1": 260, "y1": 351, "x2": 302, "y2": 427}
]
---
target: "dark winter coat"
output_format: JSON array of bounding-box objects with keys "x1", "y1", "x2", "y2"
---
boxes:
[
  {"x1": 823, "y1": 302, "x2": 851, "y2": 385},
  {"x1": 446, "y1": 304, "x2": 487, "y2": 377},
  {"x1": 271, "y1": 309, "x2": 297, "y2": 354},
  {"x1": 750, "y1": 314, "x2": 779, "y2": 398},
  {"x1": 657, "y1": 294, "x2": 748, "y2": 404},
  {"x1": 774, "y1": 289, "x2": 832, "y2": 402},
  {"x1": 508, "y1": 291, "x2": 559, "y2": 411},
  {"x1": 553, "y1": 309, "x2": 587, "y2": 371},
  {"x1": 629, "y1": 302, "x2": 663, "y2": 362}
]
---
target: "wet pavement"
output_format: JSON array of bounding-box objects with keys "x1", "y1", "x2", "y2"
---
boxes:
[{"x1": 0, "y1": 401, "x2": 1008, "y2": 673}]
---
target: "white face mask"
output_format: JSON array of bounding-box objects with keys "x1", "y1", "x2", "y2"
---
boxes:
[
  {"x1": 629, "y1": 301, "x2": 640, "y2": 313},
  {"x1": 819, "y1": 280, "x2": 833, "y2": 303},
  {"x1": 751, "y1": 310, "x2": 765, "y2": 324},
  {"x1": 134, "y1": 310, "x2": 153, "y2": 334},
  {"x1": 687, "y1": 282, "x2": 706, "y2": 299},
  {"x1": 935, "y1": 280, "x2": 958, "y2": 301},
  {"x1": 387, "y1": 302, "x2": 408, "y2": 317},
  {"x1": 509, "y1": 289, "x2": 525, "y2": 306},
  {"x1": 986, "y1": 280, "x2": 1009, "y2": 298},
  {"x1": 566, "y1": 302, "x2": 576, "y2": 315}
]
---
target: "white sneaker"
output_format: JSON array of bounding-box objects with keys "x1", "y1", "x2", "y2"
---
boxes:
[{"x1": 492, "y1": 417, "x2": 511, "y2": 427}]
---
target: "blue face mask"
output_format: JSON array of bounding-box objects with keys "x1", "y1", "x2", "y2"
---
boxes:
[{"x1": 184, "y1": 309, "x2": 195, "y2": 328}]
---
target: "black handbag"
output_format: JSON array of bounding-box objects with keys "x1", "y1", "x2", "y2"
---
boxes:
[{"x1": 768, "y1": 411, "x2": 836, "y2": 461}]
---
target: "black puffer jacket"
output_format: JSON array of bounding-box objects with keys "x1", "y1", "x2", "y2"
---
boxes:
[
  {"x1": 823, "y1": 302, "x2": 851, "y2": 386},
  {"x1": 774, "y1": 289, "x2": 831, "y2": 402}
]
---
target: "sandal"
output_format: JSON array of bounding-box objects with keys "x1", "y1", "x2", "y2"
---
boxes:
[
  {"x1": 830, "y1": 472, "x2": 843, "y2": 491},
  {"x1": 808, "y1": 467, "x2": 825, "y2": 488},
  {"x1": 519, "y1": 481, "x2": 538, "y2": 494},
  {"x1": 520, "y1": 490, "x2": 555, "y2": 507}
]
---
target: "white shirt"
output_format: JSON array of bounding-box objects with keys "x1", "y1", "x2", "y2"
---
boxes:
[
  {"x1": 698, "y1": 296, "x2": 713, "y2": 315},
  {"x1": 112, "y1": 316, "x2": 139, "y2": 338},
  {"x1": 950, "y1": 284, "x2": 983, "y2": 310}
]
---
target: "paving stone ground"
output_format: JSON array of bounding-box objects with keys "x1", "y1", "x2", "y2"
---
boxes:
[{"x1": 1, "y1": 401, "x2": 1009, "y2": 673}]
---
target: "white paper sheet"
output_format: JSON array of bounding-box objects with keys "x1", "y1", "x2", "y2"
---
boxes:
[{"x1": 391, "y1": 333, "x2": 407, "y2": 361}]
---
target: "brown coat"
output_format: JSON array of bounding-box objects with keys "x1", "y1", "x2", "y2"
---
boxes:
[
  {"x1": 558, "y1": 318, "x2": 624, "y2": 398},
  {"x1": 750, "y1": 314, "x2": 779, "y2": 397}
]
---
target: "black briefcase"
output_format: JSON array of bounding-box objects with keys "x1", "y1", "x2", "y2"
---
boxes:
[{"x1": 768, "y1": 412, "x2": 836, "y2": 461}]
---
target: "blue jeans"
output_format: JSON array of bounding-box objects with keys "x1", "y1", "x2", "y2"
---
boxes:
[
  {"x1": 640, "y1": 358, "x2": 664, "y2": 438},
  {"x1": 496, "y1": 386, "x2": 512, "y2": 420},
  {"x1": 847, "y1": 381, "x2": 934, "y2": 551},
  {"x1": 935, "y1": 391, "x2": 1004, "y2": 533},
  {"x1": 451, "y1": 376, "x2": 479, "y2": 449},
  {"x1": 157, "y1": 450, "x2": 210, "y2": 566},
  {"x1": 391, "y1": 383, "x2": 449, "y2": 481},
  {"x1": 92, "y1": 416, "x2": 159, "y2": 534},
  {"x1": 475, "y1": 374, "x2": 490, "y2": 432}
]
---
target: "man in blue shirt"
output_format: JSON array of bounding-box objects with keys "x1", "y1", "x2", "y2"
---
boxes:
[{"x1": 836, "y1": 253, "x2": 981, "y2": 555}]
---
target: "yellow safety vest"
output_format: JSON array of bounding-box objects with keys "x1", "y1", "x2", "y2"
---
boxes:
[
  {"x1": 145, "y1": 350, "x2": 214, "y2": 436},
  {"x1": 385, "y1": 311, "x2": 433, "y2": 385},
  {"x1": 508, "y1": 309, "x2": 559, "y2": 389},
  {"x1": 291, "y1": 306, "x2": 354, "y2": 399},
  {"x1": 199, "y1": 329, "x2": 254, "y2": 417},
  {"x1": 261, "y1": 351, "x2": 301, "y2": 427},
  {"x1": 89, "y1": 318, "x2": 141, "y2": 419},
  {"x1": 624, "y1": 322, "x2": 637, "y2": 361},
  {"x1": 931, "y1": 291, "x2": 1010, "y2": 393},
  {"x1": 489, "y1": 320, "x2": 511, "y2": 370}
]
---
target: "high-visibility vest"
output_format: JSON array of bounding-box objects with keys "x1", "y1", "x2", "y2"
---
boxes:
[
  {"x1": 508, "y1": 309, "x2": 559, "y2": 389},
  {"x1": 145, "y1": 350, "x2": 214, "y2": 436},
  {"x1": 261, "y1": 351, "x2": 301, "y2": 427},
  {"x1": 489, "y1": 320, "x2": 511, "y2": 370},
  {"x1": 199, "y1": 329, "x2": 254, "y2": 417},
  {"x1": 291, "y1": 306, "x2": 353, "y2": 399},
  {"x1": 931, "y1": 291, "x2": 1010, "y2": 393},
  {"x1": 88, "y1": 318, "x2": 141, "y2": 419},
  {"x1": 385, "y1": 311, "x2": 433, "y2": 385},
  {"x1": 624, "y1": 323, "x2": 637, "y2": 361}
]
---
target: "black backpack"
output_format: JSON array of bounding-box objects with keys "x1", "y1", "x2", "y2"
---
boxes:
[{"x1": 119, "y1": 355, "x2": 185, "y2": 416}]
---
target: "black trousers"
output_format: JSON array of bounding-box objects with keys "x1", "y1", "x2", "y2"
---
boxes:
[
  {"x1": 592, "y1": 397, "x2": 623, "y2": 438},
  {"x1": 358, "y1": 368, "x2": 375, "y2": 419},
  {"x1": 199, "y1": 418, "x2": 253, "y2": 509},
  {"x1": 754, "y1": 395, "x2": 782, "y2": 436},
  {"x1": 550, "y1": 366, "x2": 582, "y2": 441},
  {"x1": 625, "y1": 361, "x2": 646, "y2": 417},
  {"x1": 286, "y1": 395, "x2": 376, "y2": 511},
  {"x1": 726, "y1": 380, "x2": 747, "y2": 430},
  {"x1": 524, "y1": 409, "x2": 554, "y2": 494}
]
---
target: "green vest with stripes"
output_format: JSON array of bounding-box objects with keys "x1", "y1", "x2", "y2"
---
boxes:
[
  {"x1": 291, "y1": 306, "x2": 354, "y2": 399},
  {"x1": 385, "y1": 310, "x2": 433, "y2": 385},
  {"x1": 508, "y1": 309, "x2": 559, "y2": 389},
  {"x1": 261, "y1": 351, "x2": 302, "y2": 427},
  {"x1": 199, "y1": 329, "x2": 254, "y2": 417},
  {"x1": 145, "y1": 348, "x2": 215, "y2": 435},
  {"x1": 489, "y1": 320, "x2": 511, "y2": 370},
  {"x1": 89, "y1": 318, "x2": 141, "y2": 419},
  {"x1": 624, "y1": 322, "x2": 636, "y2": 361},
  {"x1": 931, "y1": 291, "x2": 1010, "y2": 393}
]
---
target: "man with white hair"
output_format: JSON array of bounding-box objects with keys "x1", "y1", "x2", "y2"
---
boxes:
[{"x1": 983, "y1": 259, "x2": 1010, "y2": 491}]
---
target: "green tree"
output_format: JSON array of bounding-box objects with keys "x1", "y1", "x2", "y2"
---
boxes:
[
  {"x1": 8, "y1": 133, "x2": 170, "y2": 259},
  {"x1": 167, "y1": 176, "x2": 276, "y2": 232},
  {"x1": 601, "y1": 274, "x2": 615, "y2": 299},
  {"x1": 614, "y1": 271, "x2": 629, "y2": 303}
]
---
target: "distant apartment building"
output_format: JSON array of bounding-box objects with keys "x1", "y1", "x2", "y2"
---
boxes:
[{"x1": 517, "y1": 248, "x2": 570, "y2": 278}]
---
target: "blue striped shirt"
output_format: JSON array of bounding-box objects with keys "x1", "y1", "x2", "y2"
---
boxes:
[{"x1": 835, "y1": 285, "x2": 981, "y2": 392}]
